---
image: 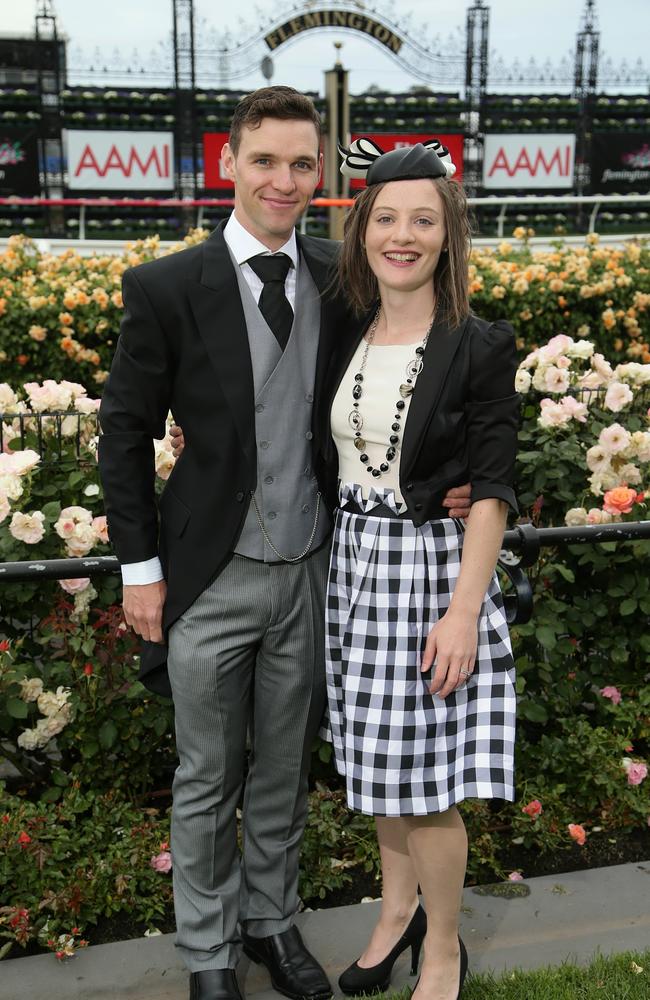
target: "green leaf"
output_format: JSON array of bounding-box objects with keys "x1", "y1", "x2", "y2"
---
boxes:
[
  {"x1": 535, "y1": 625, "x2": 557, "y2": 650},
  {"x1": 41, "y1": 501, "x2": 62, "y2": 519},
  {"x1": 5, "y1": 697, "x2": 29, "y2": 719},
  {"x1": 620, "y1": 598, "x2": 637, "y2": 616},
  {"x1": 98, "y1": 720, "x2": 118, "y2": 750},
  {"x1": 40, "y1": 786, "x2": 62, "y2": 803},
  {"x1": 520, "y1": 701, "x2": 549, "y2": 724},
  {"x1": 555, "y1": 565, "x2": 575, "y2": 583}
]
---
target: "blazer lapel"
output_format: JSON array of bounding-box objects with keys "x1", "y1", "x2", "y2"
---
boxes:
[
  {"x1": 186, "y1": 223, "x2": 256, "y2": 466},
  {"x1": 298, "y1": 233, "x2": 339, "y2": 410},
  {"x1": 400, "y1": 316, "x2": 469, "y2": 476}
]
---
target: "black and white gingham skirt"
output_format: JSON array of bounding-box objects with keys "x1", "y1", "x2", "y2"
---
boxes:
[{"x1": 324, "y1": 484, "x2": 516, "y2": 816}]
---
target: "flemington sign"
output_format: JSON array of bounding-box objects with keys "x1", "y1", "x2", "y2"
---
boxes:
[{"x1": 264, "y1": 8, "x2": 403, "y2": 54}]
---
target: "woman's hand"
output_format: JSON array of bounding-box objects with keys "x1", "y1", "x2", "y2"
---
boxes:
[
  {"x1": 169, "y1": 424, "x2": 185, "y2": 459},
  {"x1": 420, "y1": 607, "x2": 478, "y2": 698}
]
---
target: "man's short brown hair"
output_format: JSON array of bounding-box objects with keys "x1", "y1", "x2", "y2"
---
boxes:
[{"x1": 229, "y1": 86, "x2": 322, "y2": 155}]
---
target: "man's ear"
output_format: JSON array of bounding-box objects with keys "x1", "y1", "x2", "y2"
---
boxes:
[
  {"x1": 222, "y1": 142, "x2": 236, "y2": 183},
  {"x1": 317, "y1": 150, "x2": 324, "y2": 186}
]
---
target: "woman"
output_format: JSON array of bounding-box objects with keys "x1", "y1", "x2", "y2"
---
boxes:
[{"x1": 320, "y1": 138, "x2": 519, "y2": 1000}]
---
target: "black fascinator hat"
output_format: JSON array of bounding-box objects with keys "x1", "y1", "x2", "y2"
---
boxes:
[{"x1": 338, "y1": 136, "x2": 456, "y2": 185}]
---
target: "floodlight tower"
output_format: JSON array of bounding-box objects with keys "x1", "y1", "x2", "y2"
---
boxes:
[
  {"x1": 574, "y1": 0, "x2": 599, "y2": 196},
  {"x1": 35, "y1": 1, "x2": 64, "y2": 212},
  {"x1": 465, "y1": 0, "x2": 489, "y2": 195},
  {"x1": 173, "y1": 0, "x2": 198, "y2": 197}
]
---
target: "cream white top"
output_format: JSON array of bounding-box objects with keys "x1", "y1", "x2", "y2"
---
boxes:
[{"x1": 331, "y1": 337, "x2": 421, "y2": 504}]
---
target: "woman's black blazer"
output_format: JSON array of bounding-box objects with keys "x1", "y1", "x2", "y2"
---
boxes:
[{"x1": 316, "y1": 312, "x2": 520, "y2": 523}]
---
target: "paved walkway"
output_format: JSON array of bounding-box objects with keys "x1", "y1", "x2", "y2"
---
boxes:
[{"x1": 2, "y1": 861, "x2": 649, "y2": 1000}]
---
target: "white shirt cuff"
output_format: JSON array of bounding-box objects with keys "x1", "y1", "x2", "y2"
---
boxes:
[{"x1": 121, "y1": 557, "x2": 164, "y2": 586}]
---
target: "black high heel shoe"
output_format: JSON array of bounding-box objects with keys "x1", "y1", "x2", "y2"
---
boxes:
[
  {"x1": 338, "y1": 904, "x2": 426, "y2": 996},
  {"x1": 411, "y1": 936, "x2": 468, "y2": 1000}
]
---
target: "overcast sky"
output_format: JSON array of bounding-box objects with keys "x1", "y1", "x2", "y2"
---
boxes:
[{"x1": 0, "y1": 0, "x2": 648, "y2": 94}]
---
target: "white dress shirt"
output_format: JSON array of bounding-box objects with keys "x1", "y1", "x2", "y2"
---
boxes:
[{"x1": 120, "y1": 212, "x2": 299, "y2": 586}]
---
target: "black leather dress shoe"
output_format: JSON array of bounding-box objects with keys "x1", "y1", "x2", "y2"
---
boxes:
[
  {"x1": 189, "y1": 969, "x2": 244, "y2": 1000},
  {"x1": 242, "y1": 925, "x2": 332, "y2": 1000}
]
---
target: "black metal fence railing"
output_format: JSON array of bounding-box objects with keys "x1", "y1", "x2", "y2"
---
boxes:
[
  {"x1": 1, "y1": 521, "x2": 649, "y2": 626},
  {"x1": 0, "y1": 410, "x2": 99, "y2": 465}
]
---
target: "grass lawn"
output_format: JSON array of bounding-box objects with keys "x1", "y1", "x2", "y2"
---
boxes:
[{"x1": 387, "y1": 950, "x2": 650, "y2": 1000}]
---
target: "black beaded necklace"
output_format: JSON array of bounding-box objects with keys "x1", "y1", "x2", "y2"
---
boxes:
[{"x1": 348, "y1": 308, "x2": 431, "y2": 479}]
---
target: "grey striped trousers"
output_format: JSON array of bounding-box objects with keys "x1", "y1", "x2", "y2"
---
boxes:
[{"x1": 167, "y1": 546, "x2": 329, "y2": 972}]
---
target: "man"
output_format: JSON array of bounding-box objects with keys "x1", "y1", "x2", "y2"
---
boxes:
[{"x1": 99, "y1": 86, "x2": 470, "y2": 1000}]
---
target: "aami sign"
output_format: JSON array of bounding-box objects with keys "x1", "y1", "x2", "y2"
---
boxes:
[
  {"x1": 66, "y1": 131, "x2": 174, "y2": 190},
  {"x1": 483, "y1": 134, "x2": 575, "y2": 190}
]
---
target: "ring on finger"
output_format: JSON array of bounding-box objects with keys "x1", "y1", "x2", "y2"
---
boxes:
[{"x1": 459, "y1": 668, "x2": 471, "y2": 679}]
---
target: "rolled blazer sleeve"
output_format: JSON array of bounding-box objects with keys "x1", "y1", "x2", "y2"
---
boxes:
[
  {"x1": 98, "y1": 267, "x2": 173, "y2": 566},
  {"x1": 465, "y1": 318, "x2": 520, "y2": 515}
]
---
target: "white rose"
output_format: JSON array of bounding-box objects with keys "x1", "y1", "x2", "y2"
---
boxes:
[
  {"x1": 586, "y1": 445, "x2": 610, "y2": 473},
  {"x1": 614, "y1": 362, "x2": 647, "y2": 386},
  {"x1": 591, "y1": 352, "x2": 614, "y2": 382},
  {"x1": 75, "y1": 396, "x2": 101, "y2": 414},
  {"x1": 0, "y1": 472, "x2": 23, "y2": 501},
  {"x1": 586, "y1": 508, "x2": 604, "y2": 524},
  {"x1": 37, "y1": 685, "x2": 71, "y2": 718},
  {"x1": 617, "y1": 463, "x2": 642, "y2": 485},
  {"x1": 559, "y1": 396, "x2": 588, "y2": 422},
  {"x1": 0, "y1": 384, "x2": 20, "y2": 411},
  {"x1": 599, "y1": 423, "x2": 631, "y2": 455},
  {"x1": 567, "y1": 339, "x2": 595, "y2": 360},
  {"x1": 0, "y1": 492, "x2": 10, "y2": 525},
  {"x1": 532, "y1": 366, "x2": 550, "y2": 392},
  {"x1": 631, "y1": 431, "x2": 650, "y2": 462},
  {"x1": 515, "y1": 370, "x2": 532, "y2": 393},
  {"x1": 5, "y1": 450, "x2": 40, "y2": 476},
  {"x1": 538, "y1": 400, "x2": 571, "y2": 429},
  {"x1": 519, "y1": 350, "x2": 539, "y2": 370},
  {"x1": 604, "y1": 381, "x2": 634, "y2": 413},
  {"x1": 65, "y1": 522, "x2": 98, "y2": 557},
  {"x1": 20, "y1": 677, "x2": 44, "y2": 702},
  {"x1": 9, "y1": 510, "x2": 46, "y2": 545},
  {"x1": 565, "y1": 507, "x2": 588, "y2": 526},
  {"x1": 544, "y1": 366, "x2": 570, "y2": 394},
  {"x1": 17, "y1": 727, "x2": 41, "y2": 751}
]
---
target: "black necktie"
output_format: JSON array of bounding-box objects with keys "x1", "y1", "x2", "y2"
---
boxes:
[{"x1": 247, "y1": 253, "x2": 294, "y2": 350}]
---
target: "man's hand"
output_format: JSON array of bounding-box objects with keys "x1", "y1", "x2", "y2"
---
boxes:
[
  {"x1": 169, "y1": 424, "x2": 185, "y2": 460},
  {"x1": 123, "y1": 581, "x2": 167, "y2": 643},
  {"x1": 441, "y1": 482, "x2": 471, "y2": 519}
]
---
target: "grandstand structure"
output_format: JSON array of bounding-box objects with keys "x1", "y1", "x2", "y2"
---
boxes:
[{"x1": 0, "y1": 0, "x2": 648, "y2": 241}]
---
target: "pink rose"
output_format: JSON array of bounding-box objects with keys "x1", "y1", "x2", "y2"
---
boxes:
[
  {"x1": 508, "y1": 871, "x2": 524, "y2": 881},
  {"x1": 150, "y1": 850, "x2": 172, "y2": 872},
  {"x1": 568, "y1": 823, "x2": 587, "y2": 845},
  {"x1": 522, "y1": 799, "x2": 543, "y2": 818},
  {"x1": 627, "y1": 763, "x2": 648, "y2": 786},
  {"x1": 59, "y1": 578, "x2": 91, "y2": 595},
  {"x1": 92, "y1": 515, "x2": 109, "y2": 544},
  {"x1": 600, "y1": 685, "x2": 622, "y2": 705}
]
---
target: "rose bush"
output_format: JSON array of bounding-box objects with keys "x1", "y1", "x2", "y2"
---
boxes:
[{"x1": 1, "y1": 231, "x2": 648, "y2": 389}]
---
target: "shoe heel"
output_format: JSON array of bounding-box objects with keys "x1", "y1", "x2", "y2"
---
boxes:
[{"x1": 410, "y1": 938, "x2": 422, "y2": 976}]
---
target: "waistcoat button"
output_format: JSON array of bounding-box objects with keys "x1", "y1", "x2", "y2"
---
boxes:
[
  {"x1": 305, "y1": 431, "x2": 313, "y2": 440},
  {"x1": 268, "y1": 511, "x2": 277, "y2": 520},
  {"x1": 255, "y1": 403, "x2": 264, "y2": 413},
  {"x1": 264, "y1": 475, "x2": 274, "y2": 485},
  {"x1": 260, "y1": 440, "x2": 270, "y2": 450}
]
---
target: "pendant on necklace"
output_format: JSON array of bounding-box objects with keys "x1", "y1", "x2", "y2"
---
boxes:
[
  {"x1": 399, "y1": 384, "x2": 413, "y2": 398},
  {"x1": 348, "y1": 410, "x2": 364, "y2": 431},
  {"x1": 354, "y1": 437, "x2": 366, "y2": 451}
]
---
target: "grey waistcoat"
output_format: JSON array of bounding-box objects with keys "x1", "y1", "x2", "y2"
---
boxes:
[{"x1": 233, "y1": 253, "x2": 329, "y2": 562}]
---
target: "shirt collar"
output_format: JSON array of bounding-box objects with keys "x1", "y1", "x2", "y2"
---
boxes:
[{"x1": 224, "y1": 212, "x2": 298, "y2": 269}]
